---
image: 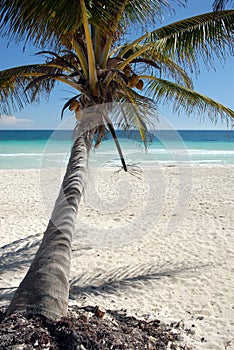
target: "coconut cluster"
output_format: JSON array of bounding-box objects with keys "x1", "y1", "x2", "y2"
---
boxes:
[
  {"x1": 123, "y1": 65, "x2": 144, "y2": 90},
  {"x1": 68, "y1": 60, "x2": 144, "y2": 118}
]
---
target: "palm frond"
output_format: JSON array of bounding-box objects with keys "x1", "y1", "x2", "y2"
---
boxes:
[
  {"x1": 142, "y1": 50, "x2": 194, "y2": 88},
  {"x1": 0, "y1": 64, "x2": 59, "y2": 79},
  {"x1": 121, "y1": 0, "x2": 186, "y2": 26},
  {"x1": 71, "y1": 39, "x2": 89, "y2": 78},
  {"x1": 213, "y1": 0, "x2": 234, "y2": 11},
  {"x1": 104, "y1": 114, "x2": 128, "y2": 172},
  {"x1": 118, "y1": 11, "x2": 234, "y2": 74},
  {"x1": 121, "y1": 91, "x2": 156, "y2": 146},
  {"x1": 98, "y1": 1, "x2": 177, "y2": 69},
  {"x1": 120, "y1": 45, "x2": 193, "y2": 88},
  {"x1": 80, "y1": 0, "x2": 97, "y2": 94},
  {"x1": 0, "y1": 65, "x2": 48, "y2": 114},
  {"x1": 146, "y1": 76, "x2": 234, "y2": 125},
  {"x1": 35, "y1": 51, "x2": 79, "y2": 72},
  {"x1": 0, "y1": 0, "x2": 189, "y2": 52},
  {"x1": 0, "y1": 64, "x2": 63, "y2": 113},
  {"x1": 25, "y1": 73, "x2": 74, "y2": 91},
  {"x1": 148, "y1": 10, "x2": 234, "y2": 73},
  {"x1": 131, "y1": 57, "x2": 160, "y2": 70},
  {"x1": 0, "y1": 77, "x2": 30, "y2": 114},
  {"x1": 109, "y1": 94, "x2": 157, "y2": 144},
  {"x1": 0, "y1": 0, "x2": 124, "y2": 49},
  {"x1": 24, "y1": 72, "x2": 83, "y2": 103}
]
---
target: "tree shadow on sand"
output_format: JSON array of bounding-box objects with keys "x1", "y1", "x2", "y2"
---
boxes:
[
  {"x1": 0, "y1": 234, "x2": 210, "y2": 306},
  {"x1": 0, "y1": 237, "x2": 206, "y2": 348},
  {"x1": 0, "y1": 234, "x2": 42, "y2": 301},
  {"x1": 69, "y1": 262, "x2": 210, "y2": 299},
  {"x1": 1, "y1": 240, "x2": 199, "y2": 348},
  {"x1": 0, "y1": 233, "x2": 42, "y2": 272}
]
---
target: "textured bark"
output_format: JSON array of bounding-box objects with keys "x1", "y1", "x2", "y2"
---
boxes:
[{"x1": 7, "y1": 117, "x2": 97, "y2": 320}]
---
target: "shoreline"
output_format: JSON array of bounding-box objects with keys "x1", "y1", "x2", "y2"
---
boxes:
[
  {"x1": 1, "y1": 162, "x2": 234, "y2": 172},
  {"x1": 0, "y1": 166, "x2": 233, "y2": 349}
]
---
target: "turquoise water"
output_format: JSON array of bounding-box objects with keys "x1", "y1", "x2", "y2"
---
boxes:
[{"x1": 0, "y1": 130, "x2": 234, "y2": 169}]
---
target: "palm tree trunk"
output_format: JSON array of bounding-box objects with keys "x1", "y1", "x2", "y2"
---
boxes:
[{"x1": 7, "y1": 117, "x2": 97, "y2": 320}]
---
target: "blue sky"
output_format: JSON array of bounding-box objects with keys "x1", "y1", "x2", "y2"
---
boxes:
[{"x1": 0, "y1": 1, "x2": 233, "y2": 130}]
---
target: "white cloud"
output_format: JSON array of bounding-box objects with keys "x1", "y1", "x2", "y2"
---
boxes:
[{"x1": 0, "y1": 115, "x2": 34, "y2": 129}]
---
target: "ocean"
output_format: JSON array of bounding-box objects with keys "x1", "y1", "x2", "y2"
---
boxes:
[{"x1": 0, "y1": 129, "x2": 234, "y2": 169}]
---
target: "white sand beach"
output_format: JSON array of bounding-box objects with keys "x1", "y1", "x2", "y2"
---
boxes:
[{"x1": 0, "y1": 166, "x2": 234, "y2": 350}]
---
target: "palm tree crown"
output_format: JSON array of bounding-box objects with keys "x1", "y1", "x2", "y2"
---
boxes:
[{"x1": 0, "y1": 1, "x2": 234, "y2": 138}]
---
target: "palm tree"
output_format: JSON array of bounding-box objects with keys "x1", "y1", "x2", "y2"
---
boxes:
[{"x1": 0, "y1": 1, "x2": 234, "y2": 320}]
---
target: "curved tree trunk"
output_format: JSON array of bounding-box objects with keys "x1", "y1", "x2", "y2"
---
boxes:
[{"x1": 7, "y1": 116, "x2": 97, "y2": 320}]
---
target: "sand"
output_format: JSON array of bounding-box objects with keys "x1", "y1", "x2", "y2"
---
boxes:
[{"x1": 0, "y1": 165, "x2": 233, "y2": 350}]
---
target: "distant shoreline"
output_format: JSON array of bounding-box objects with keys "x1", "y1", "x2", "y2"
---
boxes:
[{"x1": 0, "y1": 130, "x2": 234, "y2": 169}]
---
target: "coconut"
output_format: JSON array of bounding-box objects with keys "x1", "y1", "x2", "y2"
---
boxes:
[
  {"x1": 135, "y1": 79, "x2": 144, "y2": 90},
  {"x1": 123, "y1": 64, "x2": 132, "y2": 78},
  {"x1": 128, "y1": 74, "x2": 139, "y2": 88},
  {"x1": 107, "y1": 58, "x2": 123, "y2": 69},
  {"x1": 69, "y1": 100, "x2": 79, "y2": 111}
]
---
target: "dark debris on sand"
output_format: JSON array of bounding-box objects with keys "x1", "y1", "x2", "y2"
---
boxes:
[{"x1": 0, "y1": 305, "x2": 192, "y2": 350}]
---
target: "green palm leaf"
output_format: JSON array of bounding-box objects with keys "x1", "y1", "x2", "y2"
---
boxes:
[
  {"x1": 110, "y1": 91, "x2": 157, "y2": 145},
  {"x1": 149, "y1": 10, "x2": 234, "y2": 72},
  {"x1": 121, "y1": 0, "x2": 176, "y2": 25},
  {"x1": 0, "y1": 64, "x2": 60, "y2": 113},
  {"x1": 35, "y1": 51, "x2": 79, "y2": 72},
  {"x1": 0, "y1": 76, "x2": 30, "y2": 114},
  {"x1": 124, "y1": 46, "x2": 194, "y2": 88},
  {"x1": 213, "y1": 0, "x2": 234, "y2": 11},
  {"x1": 119, "y1": 11, "x2": 234, "y2": 75},
  {"x1": 0, "y1": 0, "x2": 116, "y2": 48},
  {"x1": 0, "y1": 64, "x2": 60, "y2": 77},
  {"x1": 146, "y1": 76, "x2": 234, "y2": 124},
  {"x1": 0, "y1": 0, "x2": 185, "y2": 50},
  {"x1": 151, "y1": 53, "x2": 194, "y2": 88}
]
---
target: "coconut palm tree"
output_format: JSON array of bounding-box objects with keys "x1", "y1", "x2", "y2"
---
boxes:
[{"x1": 0, "y1": 1, "x2": 234, "y2": 320}]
